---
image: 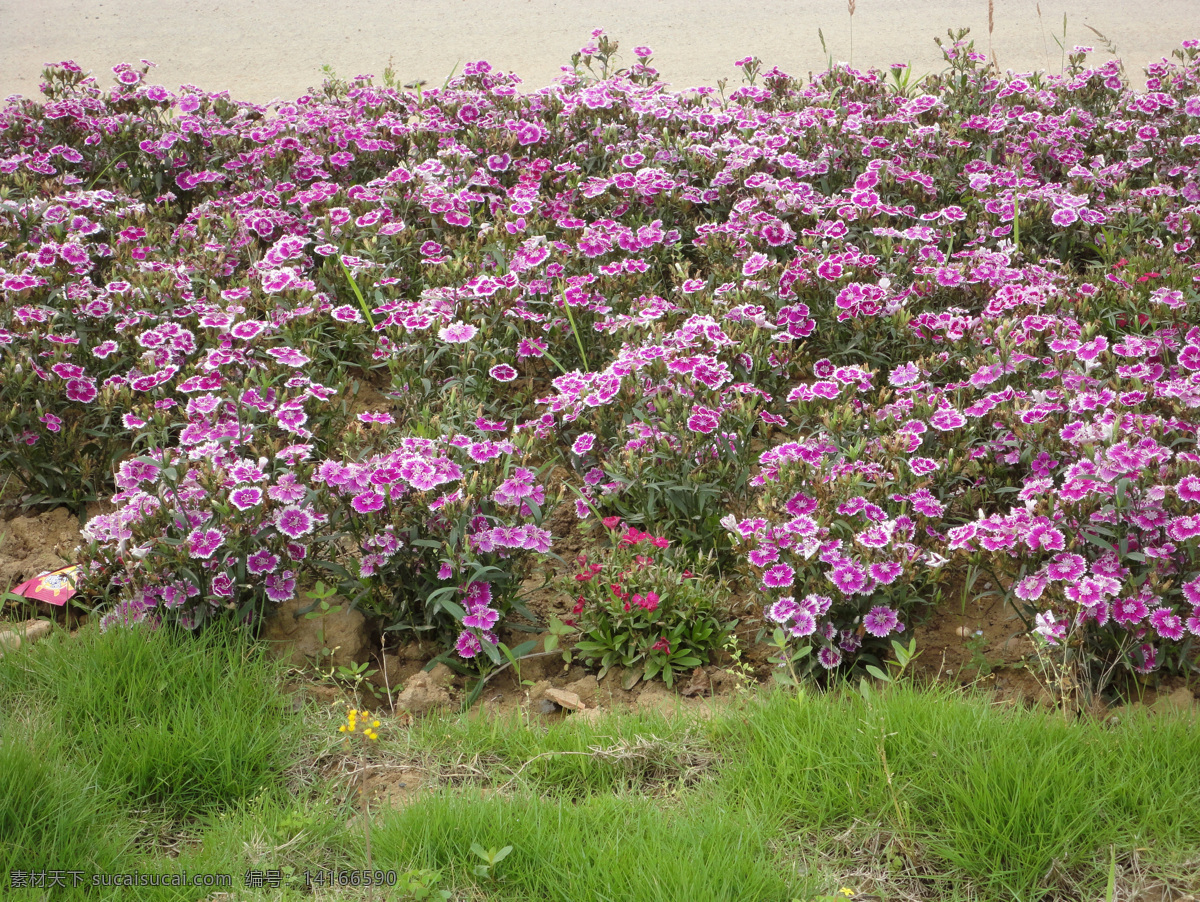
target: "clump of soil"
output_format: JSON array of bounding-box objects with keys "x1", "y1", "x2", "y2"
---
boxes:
[{"x1": 0, "y1": 506, "x2": 82, "y2": 593}]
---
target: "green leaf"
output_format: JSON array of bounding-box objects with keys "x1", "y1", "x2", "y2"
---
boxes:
[
  {"x1": 509, "y1": 639, "x2": 539, "y2": 658},
  {"x1": 864, "y1": 664, "x2": 891, "y2": 682}
]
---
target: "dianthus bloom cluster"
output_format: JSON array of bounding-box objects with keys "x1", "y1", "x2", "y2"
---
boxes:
[
  {"x1": 3, "y1": 35, "x2": 1200, "y2": 680},
  {"x1": 567, "y1": 519, "x2": 727, "y2": 686}
]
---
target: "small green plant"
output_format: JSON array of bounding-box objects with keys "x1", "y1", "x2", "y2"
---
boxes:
[
  {"x1": 470, "y1": 841, "x2": 513, "y2": 881},
  {"x1": 333, "y1": 659, "x2": 384, "y2": 700},
  {"x1": 397, "y1": 869, "x2": 453, "y2": 901},
  {"x1": 563, "y1": 518, "x2": 735, "y2": 688},
  {"x1": 863, "y1": 637, "x2": 921, "y2": 687},
  {"x1": 305, "y1": 582, "x2": 383, "y2": 698},
  {"x1": 768, "y1": 627, "x2": 814, "y2": 689},
  {"x1": 543, "y1": 614, "x2": 576, "y2": 665},
  {"x1": 963, "y1": 629, "x2": 996, "y2": 677},
  {"x1": 720, "y1": 632, "x2": 756, "y2": 691},
  {"x1": 302, "y1": 581, "x2": 344, "y2": 661}
]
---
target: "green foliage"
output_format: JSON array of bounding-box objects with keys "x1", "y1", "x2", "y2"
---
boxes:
[
  {"x1": 0, "y1": 622, "x2": 296, "y2": 815},
  {"x1": 562, "y1": 520, "x2": 734, "y2": 688}
]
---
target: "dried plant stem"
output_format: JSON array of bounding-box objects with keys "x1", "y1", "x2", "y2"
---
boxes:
[
  {"x1": 361, "y1": 756, "x2": 374, "y2": 902},
  {"x1": 988, "y1": 0, "x2": 996, "y2": 66},
  {"x1": 847, "y1": 0, "x2": 856, "y2": 66}
]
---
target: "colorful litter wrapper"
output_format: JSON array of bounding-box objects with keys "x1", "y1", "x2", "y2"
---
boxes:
[{"x1": 11, "y1": 565, "x2": 81, "y2": 606}]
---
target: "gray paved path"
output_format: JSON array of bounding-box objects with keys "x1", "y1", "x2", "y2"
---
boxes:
[{"x1": 2, "y1": 0, "x2": 1196, "y2": 102}]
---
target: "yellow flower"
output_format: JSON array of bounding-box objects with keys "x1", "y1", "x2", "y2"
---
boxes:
[{"x1": 838, "y1": 890, "x2": 854, "y2": 898}]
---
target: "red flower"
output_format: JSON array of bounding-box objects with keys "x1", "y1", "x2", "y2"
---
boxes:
[
  {"x1": 651, "y1": 637, "x2": 670, "y2": 654},
  {"x1": 636, "y1": 591, "x2": 660, "y2": 613},
  {"x1": 602, "y1": 516, "x2": 622, "y2": 529}
]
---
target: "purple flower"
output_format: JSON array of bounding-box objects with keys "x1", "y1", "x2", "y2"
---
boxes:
[
  {"x1": 749, "y1": 547, "x2": 780, "y2": 567},
  {"x1": 188, "y1": 527, "x2": 224, "y2": 560},
  {"x1": 266, "y1": 347, "x2": 310, "y2": 367},
  {"x1": 1112, "y1": 596, "x2": 1149, "y2": 626},
  {"x1": 1035, "y1": 611, "x2": 1067, "y2": 645},
  {"x1": 889, "y1": 362, "x2": 919, "y2": 387},
  {"x1": 862, "y1": 606, "x2": 900, "y2": 638},
  {"x1": 686, "y1": 406, "x2": 721, "y2": 434},
  {"x1": 462, "y1": 604, "x2": 501, "y2": 631},
  {"x1": 438, "y1": 563, "x2": 453, "y2": 580},
  {"x1": 1046, "y1": 553, "x2": 1087, "y2": 582},
  {"x1": 572, "y1": 433, "x2": 596, "y2": 455},
  {"x1": 264, "y1": 570, "x2": 296, "y2": 603},
  {"x1": 276, "y1": 506, "x2": 316, "y2": 539},
  {"x1": 800, "y1": 594, "x2": 832, "y2": 617},
  {"x1": 1132, "y1": 643, "x2": 1158, "y2": 674},
  {"x1": 742, "y1": 253, "x2": 769, "y2": 277},
  {"x1": 65, "y1": 378, "x2": 98, "y2": 403},
  {"x1": 762, "y1": 563, "x2": 795, "y2": 589},
  {"x1": 351, "y1": 491, "x2": 385, "y2": 514},
  {"x1": 909, "y1": 457, "x2": 940, "y2": 475},
  {"x1": 1014, "y1": 574, "x2": 1047, "y2": 602},
  {"x1": 928, "y1": 408, "x2": 966, "y2": 431},
  {"x1": 1051, "y1": 207, "x2": 1079, "y2": 227},
  {"x1": 268, "y1": 473, "x2": 307, "y2": 504},
  {"x1": 464, "y1": 581, "x2": 492, "y2": 607},
  {"x1": 789, "y1": 610, "x2": 817, "y2": 637},
  {"x1": 438, "y1": 321, "x2": 477, "y2": 343},
  {"x1": 817, "y1": 646, "x2": 843, "y2": 669},
  {"x1": 456, "y1": 630, "x2": 482, "y2": 658},
  {"x1": 247, "y1": 550, "x2": 280, "y2": 575},
  {"x1": 1178, "y1": 475, "x2": 1200, "y2": 502},
  {"x1": 1183, "y1": 578, "x2": 1200, "y2": 608},
  {"x1": 231, "y1": 320, "x2": 266, "y2": 341},
  {"x1": 829, "y1": 563, "x2": 869, "y2": 595},
  {"x1": 767, "y1": 597, "x2": 799, "y2": 624},
  {"x1": 870, "y1": 561, "x2": 903, "y2": 585},
  {"x1": 517, "y1": 338, "x2": 546, "y2": 358},
  {"x1": 1150, "y1": 608, "x2": 1185, "y2": 641},
  {"x1": 358, "y1": 411, "x2": 395, "y2": 425},
  {"x1": 489, "y1": 363, "x2": 518, "y2": 382}
]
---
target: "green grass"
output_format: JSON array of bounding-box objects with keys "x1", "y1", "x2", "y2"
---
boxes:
[
  {"x1": 0, "y1": 621, "x2": 296, "y2": 815},
  {"x1": 1, "y1": 624, "x2": 1198, "y2": 900},
  {"x1": 373, "y1": 791, "x2": 795, "y2": 902},
  {"x1": 0, "y1": 731, "x2": 129, "y2": 881},
  {"x1": 721, "y1": 687, "x2": 1200, "y2": 898}
]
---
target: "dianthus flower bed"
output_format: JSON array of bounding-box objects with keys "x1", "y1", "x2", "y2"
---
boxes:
[{"x1": 2, "y1": 32, "x2": 1200, "y2": 689}]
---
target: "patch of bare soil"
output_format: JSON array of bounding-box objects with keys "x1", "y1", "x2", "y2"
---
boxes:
[{"x1": 0, "y1": 505, "x2": 82, "y2": 594}]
